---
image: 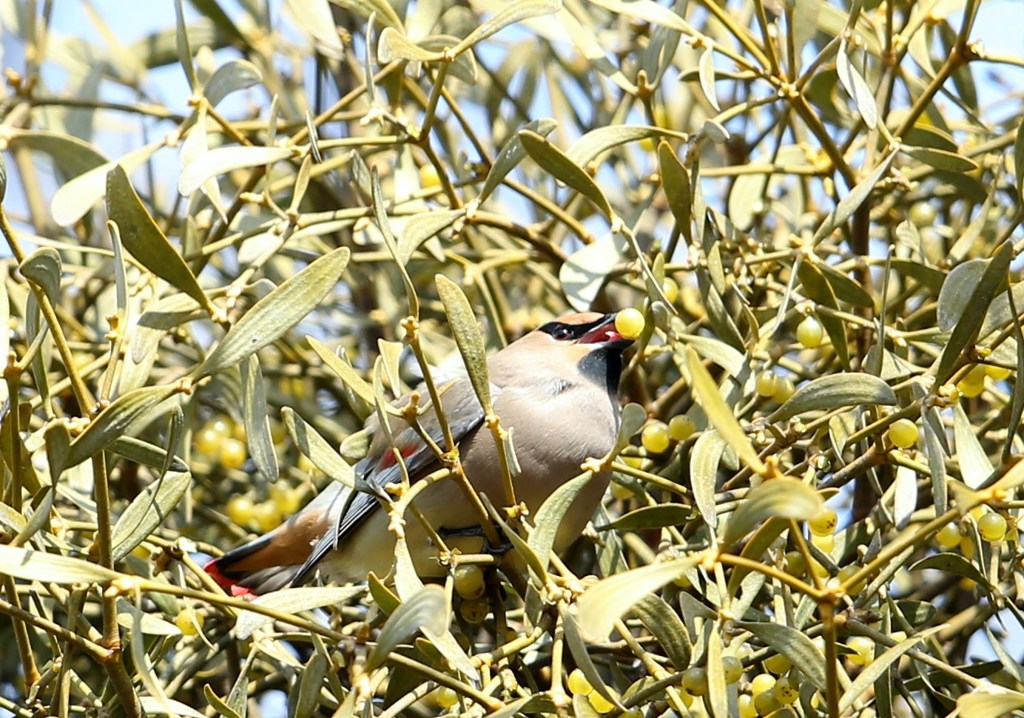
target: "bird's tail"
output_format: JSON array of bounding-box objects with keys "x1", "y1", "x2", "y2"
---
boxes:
[{"x1": 204, "y1": 534, "x2": 304, "y2": 597}]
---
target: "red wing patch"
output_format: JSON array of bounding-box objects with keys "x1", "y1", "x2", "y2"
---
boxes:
[
  {"x1": 204, "y1": 558, "x2": 256, "y2": 599},
  {"x1": 376, "y1": 444, "x2": 420, "y2": 470}
]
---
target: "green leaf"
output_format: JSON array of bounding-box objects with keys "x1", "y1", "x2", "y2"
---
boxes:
[
  {"x1": 632, "y1": 594, "x2": 691, "y2": 669},
  {"x1": 332, "y1": 0, "x2": 403, "y2": 29},
  {"x1": 106, "y1": 165, "x2": 209, "y2": 310},
  {"x1": 910, "y1": 552, "x2": 991, "y2": 589},
  {"x1": 738, "y1": 620, "x2": 827, "y2": 691},
  {"x1": 1014, "y1": 114, "x2": 1024, "y2": 204},
  {"x1": 519, "y1": 129, "x2": 613, "y2": 220},
  {"x1": 597, "y1": 504, "x2": 691, "y2": 531},
  {"x1": 706, "y1": 622, "x2": 729, "y2": 718},
  {"x1": 904, "y1": 145, "x2": 979, "y2": 173},
  {"x1": 452, "y1": 0, "x2": 561, "y2": 56},
  {"x1": 111, "y1": 470, "x2": 191, "y2": 561},
  {"x1": 307, "y1": 336, "x2": 374, "y2": 407},
  {"x1": 51, "y1": 143, "x2": 160, "y2": 226},
  {"x1": 235, "y1": 586, "x2": 365, "y2": 639},
  {"x1": 397, "y1": 210, "x2": 464, "y2": 265},
  {"x1": 63, "y1": 385, "x2": 180, "y2": 471},
  {"x1": 690, "y1": 430, "x2": 725, "y2": 530},
  {"x1": 366, "y1": 585, "x2": 449, "y2": 671},
  {"x1": 19, "y1": 247, "x2": 62, "y2": 306},
  {"x1": 936, "y1": 242, "x2": 1012, "y2": 383},
  {"x1": 282, "y1": 407, "x2": 355, "y2": 488},
  {"x1": 769, "y1": 373, "x2": 897, "y2": 421},
  {"x1": 723, "y1": 478, "x2": 823, "y2": 545},
  {"x1": 686, "y1": 348, "x2": 765, "y2": 475},
  {"x1": 698, "y1": 47, "x2": 719, "y2": 111},
  {"x1": 241, "y1": 355, "x2": 279, "y2": 482},
  {"x1": 178, "y1": 146, "x2": 293, "y2": 196},
  {"x1": 377, "y1": 28, "x2": 445, "y2": 63},
  {"x1": 953, "y1": 403, "x2": 993, "y2": 489},
  {"x1": 658, "y1": 142, "x2": 692, "y2": 244},
  {"x1": 138, "y1": 698, "x2": 206, "y2": 718},
  {"x1": 478, "y1": 118, "x2": 558, "y2": 205},
  {"x1": 203, "y1": 59, "x2": 262, "y2": 107},
  {"x1": 6, "y1": 129, "x2": 107, "y2": 182},
  {"x1": 836, "y1": 40, "x2": 877, "y2": 129},
  {"x1": 286, "y1": 0, "x2": 343, "y2": 56},
  {"x1": 566, "y1": 125, "x2": 688, "y2": 167},
  {"x1": 436, "y1": 274, "x2": 493, "y2": 414},
  {"x1": 575, "y1": 556, "x2": 702, "y2": 641},
  {"x1": 957, "y1": 691, "x2": 1024, "y2": 718},
  {"x1": 529, "y1": 473, "x2": 599, "y2": 568},
  {"x1": 938, "y1": 259, "x2": 987, "y2": 331},
  {"x1": 812, "y1": 151, "x2": 894, "y2": 244},
  {"x1": 0, "y1": 543, "x2": 119, "y2": 584},
  {"x1": 200, "y1": 247, "x2": 350, "y2": 375},
  {"x1": 560, "y1": 232, "x2": 628, "y2": 312}
]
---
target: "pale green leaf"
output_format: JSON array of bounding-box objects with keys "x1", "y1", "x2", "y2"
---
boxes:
[
  {"x1": 436, "y1": 274, "x2": 492, "y2": 414},
  {"x1": 282, "y1": 407, "x2": 355, "y2": 488},
  {"x1": 200, "y1": 247, "x2": 350, "y2": 375},
  {"x1": 366, "y1": 585, "x2": 448, "y2": 670},
  {"x1": 236, "y1": 586, "x2": 365, "y2": 639},
  {"x1": 178, "y1": 146, "x2": 293, "y2": 196},
  {"x1": 686, "y1": 348, "x2": 766, "y2": 475},
  {"x1": 690, "y1": 430, "x2": 725, "y2": 530},
  {"x1": 769, "y1": 373, "x2": 897, "y2": 421},
  {"x1": 0, "y1": 543, "x2": 119, "y2": 584},
  {"x1": 723, "y1": 478, "x2": 823, "y2": 545},
  {"x1": 111, "y1": 470, "x2": 191, "y2": 561},
  {"x1": 576, "y1": 557, "x2": 702, "y2": 641}
]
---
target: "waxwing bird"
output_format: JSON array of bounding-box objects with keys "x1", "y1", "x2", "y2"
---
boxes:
[{"x1": 205, "y1": 312, "x2": 633, "y2": 595}]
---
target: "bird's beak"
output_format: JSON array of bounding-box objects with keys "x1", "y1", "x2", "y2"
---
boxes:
[{"x1": 578, "y1": 313, "x2": 634, "y2": 349}]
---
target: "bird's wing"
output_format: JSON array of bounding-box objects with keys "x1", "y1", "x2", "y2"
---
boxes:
[{"x1": 290, "y1": 377, "x2": 489, "y2": 585}]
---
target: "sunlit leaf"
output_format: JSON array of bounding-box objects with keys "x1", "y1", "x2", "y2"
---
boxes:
[{"x1": 723, "y1": 478, "x2": 823, "y2": 545}]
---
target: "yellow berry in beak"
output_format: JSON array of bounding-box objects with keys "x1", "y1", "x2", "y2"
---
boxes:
[{"x1": 615, "y1": 308, "x2": 645, "y2": 340}]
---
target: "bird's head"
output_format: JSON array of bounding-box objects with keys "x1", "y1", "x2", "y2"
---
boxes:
[{"x1": 518, "y1": 312, "x2": 634, "y2": 392}]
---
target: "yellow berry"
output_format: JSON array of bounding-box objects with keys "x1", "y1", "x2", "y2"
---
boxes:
[
  {"x1": 678, "y1": 688, "x2": 693, "y2": 707},
  {"x1": 226, "y1": 496, "x2": 255, "y2": 526},
  {"x1": 567, "y1": 668, "x2": 593, "y2": 696},
  {"x1": 453, "y1": 565, "x2": 486, "y2": 600},
  {"x1": 960, "y1": 535, "x2": 976, "y2": 559},
  {"x1": 174, "y1": 608, "x2": 204, "y2": 636},
  {"x1": 847, "y1": 636, "x2": 874, "y2": 666},
  {"x1": 419, "y1": 164, "x2": 441, "y2": 188},
  {"x1": 750, "y1": 673, "x2": 776, "y2": 696},
  {"x1": 888, "y1": 418, "x2": 919, "y2": 449},
  {"x1": 615, "y1": 308, "x2": 646, "y2": 340},
  {"x1": 890, "y1": 631, "x2": 908, "y2": 643},
  {"x1": 909, "y1": 203, "x2": 936, "y2": 226},
  {"x1": 837, "y1": 564, "x2": 865, "y2": 593},
  {"x1": 809, "y1": 557, "x2": 829, "y2": 579},
  {"x1": 773, "y1": 675, "x2": 799, "y2": 704},
  {"x1": 755, "y1": 370, "x2": 779, "y2": 397},
  {"x1": 668, "y1": 415, "x2": 697, "y2": 442},
  {"x1": 434, "y1": 686, "x2": 459, "y2": 709},
  {"x1": 661, "y1": 278, "x2": 679, "y2": 304},
  {"x1": 772, "y1": 376, "x2": 796, "y2": 403},
  {"x1": 269, "y1": 483, "x2": 301, "y2": 514},
  {"x1": 785, "y1": 550, "x2": 807, "y2": 576},
  {"x1": 811, "y1": 533, "x2": 835, "y2": 552},
  {"x1": 195, "y1": 427, "x2": 222, "y2": 457},
  {"x1": 610, "y1": 481, "x2": 633, "y2": 500},
  {"x1": 641, "y1": 421, "x2": 671, "y2": 454},
  {"x1": 682, "y1": 667, "x2": 708, "y2": 696},
  {"x1": 809, "y1": 507, "x2": 838, "y2": 536},
  {"x1": 621, "y1": 455, "x2": 645, "y2": 470},
  {"x1": 985, "y1": 364, "x2": 1012, "y2": 380},
  {"x1": 935, "y1": 522, "x2": 961, "y2": 549},
  {"x1": 738, "y1": 694, "x2": 758, "y2": 718},
  {"x1": 252, "y1": 502, "x2": 282, "y2": 532},
  {"x1": 763, "y1": 653, "x2": 791, "y2": 675},
  {"x1": 754, "y1": 690, "x2": 781, "y2": 716},
  {"x1": 218, "y1": 438, "x2": 248, "y2": 470},
  {"x1": 978, "y1": 512, "x2": 1008, "y2": 543},
  {"x1": 588, "y1": 691, "x2": 615, "y2": 713},
  {"x1": 797, "y1": 315, "x2": 824, "y2": 348},
  {"x1": 723, "y1": 655, "x2": 744, "y2": 684},
  {"x1": 459, "y1": 598, "x2": 488, "y2": 624}
]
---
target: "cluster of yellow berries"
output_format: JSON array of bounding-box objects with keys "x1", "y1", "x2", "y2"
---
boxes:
[
  {"x1": 935, "y1": 506, "x2": 1012, "y2": 551},
  {"x1": 194, "y1": 417, "x2": 249, "y2": 470},
  {"x1": 754, "y1": 370, "x2": 796, "y2": 404}
]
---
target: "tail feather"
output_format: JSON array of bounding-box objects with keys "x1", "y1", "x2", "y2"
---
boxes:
[{"x1": 204, "y1": 534, "x2": 304, "y2": 596}]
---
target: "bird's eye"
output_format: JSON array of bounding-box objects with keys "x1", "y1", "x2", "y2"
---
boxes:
[{"x1": 552, "y1": 326, "x2": 575, "y2": 341}]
